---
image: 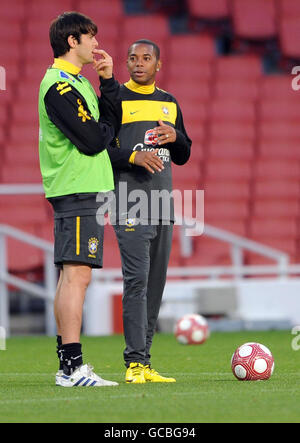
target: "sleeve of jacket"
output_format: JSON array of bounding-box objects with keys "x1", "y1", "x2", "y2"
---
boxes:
[
  {"x1": 44, "y1": 81, "x2": 115, "y2": 156},
  {"x1": 99, "y1": 77, "x2": 133, "y2": 169},
  {"x1": 168, "y1": 102, "x2": 192, "y2": 166}
]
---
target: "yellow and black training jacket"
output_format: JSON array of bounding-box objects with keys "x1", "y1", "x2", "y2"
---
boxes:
[{"x1": 99, "y1": 77, "x2": 192, "y2": 223}]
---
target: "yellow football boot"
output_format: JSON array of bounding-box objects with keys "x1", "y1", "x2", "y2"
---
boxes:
[
  {"x1": 144, "y1": 365, "x2": 176, "y2": 383},
  {"x1": 125, "y1": 362, "x2": 146, "y2": 384}
]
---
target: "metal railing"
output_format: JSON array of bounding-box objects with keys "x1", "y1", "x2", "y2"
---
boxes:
[
  {"x1": 0, "y1": 185, "x2": 298, "y2": 336},
  {"x1": 98, "y1": 216, "x2": 292, "y2": 281},
  {"x1": 180, "y1": 219, "x2": 290, "y2": 279},
  {"x1": 0, "y1": 224, "x2": 56, "y2": 336}
]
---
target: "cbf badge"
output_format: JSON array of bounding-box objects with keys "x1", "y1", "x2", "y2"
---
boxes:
[
  {"x1": 125, "y1": 218, "x2": 136, "y2": 232},
  {"x1": 125, "y1": 218, "x2": 136, "y2": 228},
  {"x1": 88, "y1": 237, "x2": 99, "y2": 257},
  {"x1": 162, "y1": 106, "x2": 169, "y2": 116}
]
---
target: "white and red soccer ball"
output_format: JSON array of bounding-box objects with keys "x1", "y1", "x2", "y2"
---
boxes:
[
  {"x1": 231, "y1": 342, "x2": 275, "y2": 381},
  {"x1": 174, "y1": 314, "x2": 209, "y2": 345}
]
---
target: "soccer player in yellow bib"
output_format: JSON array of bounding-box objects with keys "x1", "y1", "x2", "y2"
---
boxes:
[{"x1": 39, "y1": 12, "x2": 122, "y2": 387}]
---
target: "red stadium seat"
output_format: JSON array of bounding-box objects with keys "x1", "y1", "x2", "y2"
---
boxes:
[
  {"x1": 204, "y1": 200, "x2": 249, "y2": 219},
  {"x1": 121, "y1": 14, "x2": 170, "y2": 41},
  {"x1": 96, "y1": 21, "x2": 121, "y2": 44},
  {"x1": 259, "y1": 100, "x2": 300, "y2": 121},
  {"x1": 172, "y1": 162, "x2": 202, "y2": 184},
  {"x1": 24, "y1": 62, "x2": 52, "y2": 83},
  {"x1": 187, "y1": 0, "x2": 229, "y2": 20},
  {"x1": 258, "y1": 140, "x2": 300, "y2": 160},
  {"x1": 0, "y1": 127, "x2": 5, "y2": 145},
  {"x1": 254, "y1": 159, "x2": 300, "y2": 180},
  {"x1": 1, "y1": 164, "x2": 42, "y2": 184},
  {"x1": 113, "y1": 62, "x2": 131, "y2": 84},
  {"x1": 190, "y1": 237, "x2": 232, "y2": 266},
  {"x1": 204, "y1": 181, "x2": 251, "y2": 200},
  {"x1": 253, "y1": 180, "x2": 300, "y2": 199},
  {"x1": 247, "y1": 217, "x2": 298, "y2": 260},
  {"x1": 167, "y1": 79, "x2": 211, "y2": 103},
  {"x1": 103, "y1": 240, "x2": 122, "y2": 268},
  {"x1": 249, "y1": 217, "x2": 298, "y2": 237},
  {"x1": 187, "y1": 147, "x2": 204, "y2": 164},
  {"x1": 11, "y1": 103, "x2": 39, "y2": 124},
  {"x1": 246, "y1": 238, "x2": 297, "y2": 264},
  {"x1": 178, "y1": 102, "x2": 207, "y2": 124},
  {"x1": 4, "y1": 142, "x2": 39, "y2": 165},
  {"x1": 279, "y1": 0, "x2": 300, "y2": 16},
  {"x1": 210, "y1": 121, "x2": 256, "y2": 140},
  {"x1": 25, "y1": 19, "x2": 53, "y2": 42},
  {"x1": 77, "y1": 0, "x2": 124, "y2": 20},
  {"x1": 279, "y1": 17, "x2": 300, "y2": 59},
  {"x1": 232, "y1": 0, "x2": 277, "y2": 39},
  {"x1": 0, "y1": 88, "x2": 13, "y2": 105},
  {"x1": 252, "y1": 199, "x2": 300, "y2": 217},
  {"x1": 207, "y1": 139, "x2": 254, "y2": 160},
  {"x1": 184, "y1": 122, "x2": 206, "y2": 143},
  {"x1": 37, "y1": 220, "x2": 54, "y2": 243},
  {"x1": 259, "y1": 75, "x2": 298, "y2": 101},
  {"x1": 24, "y1": 41, "x2": 52, "y2": 63},
  {"x1": 0, "y1": 40, "x2": 22, "y2": 62},
  {"x1": 215, "y1": 55, "x2": 262, "y2": 79},
  {"x1": 0, "y1": 195, "x2": 48, "y2": 225},
  {"x1": 204, "y1": 219, "x2": 248, "y2": 236},
  {"x1": 258, "y1": 121, "x2": 300, "y2": 140},
  {"x1": 0, "y1": 22, "x2": 23, "y2": 42},
  {"x1": 209, "y1": 99, "x2": 256, "y2": 122},
  {"x1": 182, "y1": 252, "x2": 232, "y2": 267},
  {"x1": 167, "y1": 59, "x2": 212, "y2": 81},
  {"x1": 0, "y1": 60, "x2": 20, "y2": 83},
  {"x1": 168, "y1": 34, "x2": 216, "y2": 61},
  {"x1": 0, "y1": 104, "x2": 8, "y2": 125},
  {"x1": 205, "y1": 159, "x2": 253, "y2": 181},
  {"x1": 1, "y1": 0, "x2": 26, "y2": 20},
  {"x1": 16, "y1": 83, "x2": 40, "y2": 108},
  {"x1": 214, "y1": 79, "x2": 259, "y2": 101},
  {"x1": 168, "y1": 237, "x2": 182, "y2": 267},
  {"x1": 102, "y1": 223, "x2": 122, "y2": 268},
  {"x1": 9, "y1": 123, "x2": 38, "y2": 144},
  {"x1": 26, "y1": 1, "x2": 73, "y2": 19},
  {"x1": 259, "y1": 238, "x2": 297, "y2": 256},
  {"x1": 6, "y1": 224, "x2": 44, "y2": 272}
]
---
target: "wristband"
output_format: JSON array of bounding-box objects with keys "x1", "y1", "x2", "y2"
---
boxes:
[{"x1": 129, "y1": 151, "x2": 137, "y2": 164}]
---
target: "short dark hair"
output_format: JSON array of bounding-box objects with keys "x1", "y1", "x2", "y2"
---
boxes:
[
  {"x1": 49, "y1": 11, "x2": 97, "y2": 58},
  {"x1": 128, "y1": 39, "x2": 160, "y2": 60}
]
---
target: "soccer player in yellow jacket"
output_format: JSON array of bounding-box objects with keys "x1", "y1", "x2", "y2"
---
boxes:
[{"x1": 99, "y1": 39, "x2": 192, "y2": 383}]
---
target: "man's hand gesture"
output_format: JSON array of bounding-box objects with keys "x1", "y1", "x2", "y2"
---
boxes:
[
  {"x1": 93, "y1": 49, "x2": 113, "y2": 79},
  {"x1": 134, "y1": 149, "x2": 164, "y2": 174}
]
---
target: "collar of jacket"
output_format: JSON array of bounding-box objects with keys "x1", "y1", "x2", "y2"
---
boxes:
[
  {"x1": 124, "y1": 78, "x2": 155, "y2": 94},
  {"x1": 52, "y1": 58, "x2": 81, "y2": 75}
]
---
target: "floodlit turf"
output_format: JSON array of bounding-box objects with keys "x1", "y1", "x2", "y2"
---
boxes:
[{"x1": 0, "y1": 331, "x2": 299, "y2": 423}]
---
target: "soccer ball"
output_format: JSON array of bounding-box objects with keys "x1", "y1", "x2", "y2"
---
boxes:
[
  {"x1": 174, "y1": 314, "x2": 209, "y2": 345},
  {"x1": 231, "y1": 342, "x2": 275, "y2": 381}
]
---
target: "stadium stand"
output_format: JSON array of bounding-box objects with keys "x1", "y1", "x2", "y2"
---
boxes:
[
  {"x1": 187, "y1": 0, "x2": 230, "y2": 21},
  {"x1": 231, "y1": 0, "x2": 277, "y2": 40},
  {"x1": 279, "y1": 17, "x2": 300, "y2": 59},
  {"x1": 1, "y1": 0, "x2": 300, "y2": 275}
]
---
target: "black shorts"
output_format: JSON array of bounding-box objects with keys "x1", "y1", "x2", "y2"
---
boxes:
[{"x1": 54, "y1": 215, "x2": 104, "y2": 268}]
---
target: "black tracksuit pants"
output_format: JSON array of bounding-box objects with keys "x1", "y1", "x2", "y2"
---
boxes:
[{"x1": 114, "y1": 222, "x2": 173, "y2": 367}]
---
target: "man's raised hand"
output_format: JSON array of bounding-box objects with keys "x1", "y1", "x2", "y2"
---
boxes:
[{"x1": 93, "y1": 49, "x2": 113, "y2": 79}]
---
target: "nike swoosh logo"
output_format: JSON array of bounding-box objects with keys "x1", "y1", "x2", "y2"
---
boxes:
[{"x1": 130, "y1": 111, "x2": 139, "y2": 115}]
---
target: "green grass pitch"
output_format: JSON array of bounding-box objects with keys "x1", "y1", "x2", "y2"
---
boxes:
[{"x1": 0, "y1": 330, "x2": 299, "y2": 423}]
